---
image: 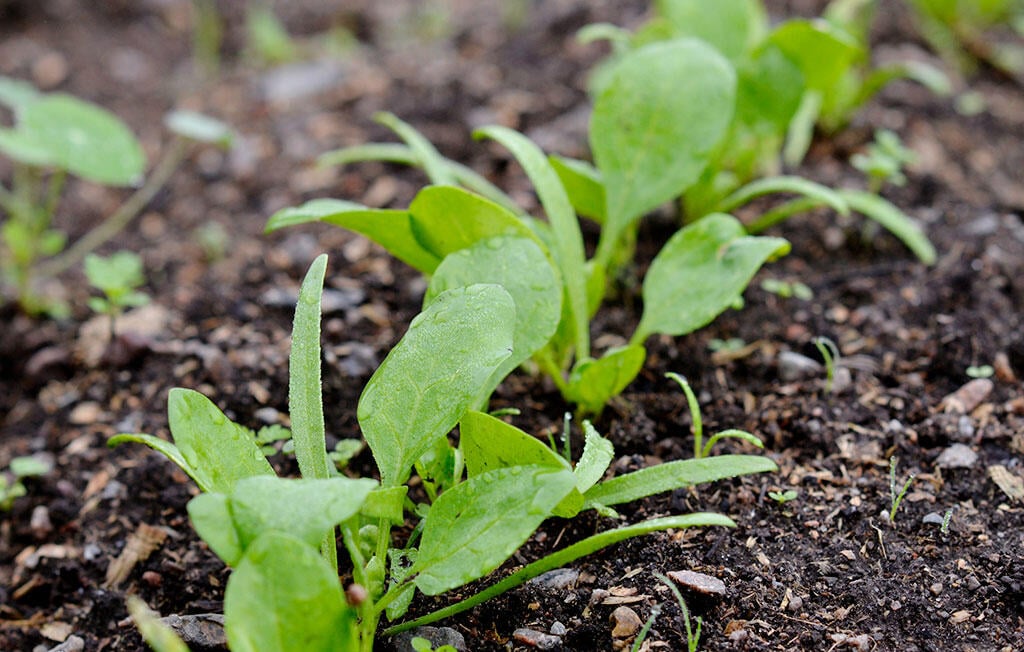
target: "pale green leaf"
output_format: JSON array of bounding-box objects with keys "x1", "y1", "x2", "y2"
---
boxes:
[
  {"x1": 549, "y1": 154, "x2": 606, "y2": 224},
  {"x1": 769, "y1": 19, "x2": 862, "y2": 92},
  {"x1": 839, "y1": 189, "x2": 936, "y2": 264},
  {"x1": 289, "y1": 254, "x2": 331, "y2": 481},
  {"x1": 9, "y1": 94, "x2": 145, "y2": 185},
  {"x1": 716, "y1": 175, "x2": 849, "y2": 215},
  {"x1": 225, "y1": 532, "x2": 357, "y2": 652},
  {"x1": 584, "y1": 454, "x2": 778, "y2": 508},
  {"x1": 126, "y1": 596, "x2": 191, "y2": 652},
  {"x1": 408, "y1": 185, "x2": 536, "y2": 262},
  {"x1": 0, "y1": 75, "x2": 40, "y2": 111},
  {"x1": 591, "y1": 38, "x2": 736, "y2": 263},
  {"x1": 426, "y1": 235, "x2": 561, "y2": 403},
  {"x1": 358, "y1": 285, "x2": 515, "y2": 486},
  {"x1": 374, "y1": 112, "x2": 455, "y2": 185},
  {"x1": 164, "y1": 110, "x2": 234, "y2": 147},
  {"x1": 656, "y1": 0, "x2": 767, "y2": 61},
  {"x1": 412, "y1": 466, "x2": 577, "y2": 595},
  {"x1": 565, "y1": 345, "x2": 646, "y2": 415},
  {"x1": 473, "y1": 126, "x2": 590, "y2": 360},
  {"x1": 634, "y1": 214, "x2": 790, "y2": 343},
  {"x1": 574, "y1": 422, "x2": 614, "y2": 493},
  {"x1": 188, "y1": 492, "x2": 243, "y2": 565},
  {"x1": 265, "y1": 199, "x2": 440, "y2": 273}
]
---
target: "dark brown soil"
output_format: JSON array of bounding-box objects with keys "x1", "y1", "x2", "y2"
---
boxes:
[{"x1": 2, "y1": 1, "x2": 1023, "y2": 651}]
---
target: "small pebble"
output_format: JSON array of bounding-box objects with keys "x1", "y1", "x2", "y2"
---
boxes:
[
  {"x1": 787, "y1": 594, "x2": 804, "y2": 612},
  {"x1": 159, "y1": 614, "x2": 226, "y2": 648},
  {"x1": 922, "y1": 512, "x2": 946, "y2": 526},
  {"x1": 31, "y1": 506, "x2": 53, "y2": 539},
  {"x1": 142, "y1": 571, "x2": 162, "y2": 587},
  {"x1": 935, "y1": 443, "x2": 978, "y2": 469},
  {"x1": 777, "y1": 351, "x2": 822, "y2": 381},
  {"x1": 550, "y1": 621, "x2": 567, "y2": 636},
  {"x1": 610, "y1": 606, "x2": 642, "y2": 638},
  {"x1": 44, "y1": 636, "x2": 84, "y2": 652},
  {"x1": 940, "y1": 378, "x2": 993, "y2": 414},
  {"x1": 666, "y1": 570, "x2": 727, "y2": 598},
  {"x1": 512, "y1": 627, "x2": 561, "y2": 650},
  {"x1": 529, "y1": 568, "x2": 580, "y2": 590},
  {"x1": 728, "y1": 628, "x2": 748, "y2": 642}
]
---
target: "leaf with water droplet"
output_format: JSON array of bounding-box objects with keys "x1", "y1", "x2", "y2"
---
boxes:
[
  {"x1": 359, "y1": 284, "x2": 516, "y2": 486},
  {"x1": 412, "y1": 465, "x2": 576, "y2": 595}
]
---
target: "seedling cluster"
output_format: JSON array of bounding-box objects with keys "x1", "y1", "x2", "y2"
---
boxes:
[{"x1": 0, "y1": 1, "x2": 975, "y2": 649}]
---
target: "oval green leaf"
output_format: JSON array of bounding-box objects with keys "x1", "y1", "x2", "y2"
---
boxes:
[{"x1": 358, "y1": 284, "x2": 516, "y2": 486}]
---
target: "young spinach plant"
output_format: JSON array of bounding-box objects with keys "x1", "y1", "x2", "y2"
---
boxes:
[
  {"x1": 84, "y1": 251, "x2": 150, "y2": 335},
  {"x1": 111, "y1": 254, "x2": 777, "y2": 651},
  {"x1": 888, "y1": 455, "x2": 916, "y2": 523},
  {"x1": 0, "y1": 77, "x2": 232, "y2": 315},
  {"x1": 0, "y1": 455, "x2": 52, "y2": 511}
]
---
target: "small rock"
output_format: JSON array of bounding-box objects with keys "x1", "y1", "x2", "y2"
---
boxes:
[
  {"x1": 956, "y1": 415, "x2": 975, "y2": 441},
  {"x1": 728, "y1": 628, "x2": 748, "y2": 642},
  {"x1": 390, "y1": 626, "x2": 466, "y2": 652},
  {"x1": 940, "y1": 378, "x2": 993, "y2": 414},
  {"x1": 777, "y1": 351, "x2": 823, "y2": 381},
  {"x1": 32, "y1": 51, "x2": 68, "y2": 88},
  {"x1": 610, "y1": 606, "x2": 643, "y2": 638},
  {"x1": 666, "y1": 570, "x2": 727, "y2": 598},
  {"x1": 922, "y1": 512, "x2": 946, "y2": 526},
  {"x1": 550, "y1": 621, "x2": 567, "y2": 636},
  {"x1": 68, "y1": 402, "x2": 105, "y2": 425},
  {"x1": 528, "y1": 567, "x2": 580, "y2": 590},
  {"x1": 30, "y1": 506, "x2": 53, "y2": 539},
  {"x1": 44, "y1": 635, "x2": 84, "y2": 652},
  {"x1": 935, "y1": 443, "x2": 978, "y2": 469},
  {"x1": 511, "y1": 628, "x2": 560, "y2": 650},
  {"x1": 159, "y1": 614, "x2": 226, "y2": 648},
  {"x1": 142, "y1": 571, "x2": 162, "y2": 587},
  {"x1": 844, "y1": 634, "x2": 872, "y2": 651},
  {"x1": 787, "y1": 594, "x2": 803, "y2": 612},
  {"x1": 260, "y1": 59, "x2": 347, "y2": 106}
]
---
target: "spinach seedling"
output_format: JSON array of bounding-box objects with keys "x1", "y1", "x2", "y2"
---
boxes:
[
  {"x1": 84, "y1": 251, "x2": 150, "y2": 336},
  {"x1": 410, "y1": 638, "x2": 457, "y2": 652},
  {"x1": 888, "y1": 455, "x2": 916, "y2": 524},
  {"x1": 768, "y1": 489, "x2": 799, "y2": 504},
  {"x1": 0, "y1": 78, "x2": 232, "y2": 315},
  {"x1": 851, "y1": 129, "x2": 917, "y2": 194},
  {"x1": 761, "y1": 278, "x2": 813, "y2": 300},
  {"x1": 112, "y1": 255, "x2": 775, "y2": 651},
  {"x1": 966, "y1": 364, "x2": 994, "y2": 379},
  {"x1": 269, "y1": 115, "x2": 790, "y2": 415},
  {"x1": 0, "y1": 455, "x2": 52, "y2": 511}
]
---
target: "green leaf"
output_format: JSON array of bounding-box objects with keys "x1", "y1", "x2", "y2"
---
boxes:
[
  {"x1": 84, "y1": 251, "x2": 146, "y2": 294},
  {"x1": 633, "y1": 214, "x2": 790, "y2": 343},
  {"x1": 473, "y1": 126, "x2": 591, "y2": 360},
  {"x1": 187, "y1": 492, "x2": 243, "y2": 565},
  {"x1": 549, "y1": 154, "x2": 606, "y2": 224},
  {"x1": 461, "y1": 411, "x2": 571, "y2": 475},
  {"x1": 591, "y1": 39, "x2": 736, "y2": 265},
  {"x1": 5, "y1": 94, "x2": 145, "y2": 185},
  {"x1": 716, "y1": 175, "x2": 849, "y2": 216},
  {"x1": 289, "y1": 254, "x2": 331, "y2": 481},
  {"x1": 359, "y1": 486, "x2": 409, "y2": 525},
  {"x1": 359, "y1": 285, "x2": 515, "y2": 486},
  {"x1": 565, "y1": 345, "x2": 647, "y2": 415},
  {"x1": 265, "y1": 199, "x2": 441, "y2": 273},
  {"x1": 769, "y1": 19, "x2": 862, "y2": 92},
  {"x1": 412, "y1": 465, "x2": 577, "y2": 595},
  {"x1": 227, "y1": 476, "x2": 377, "y2": 551},
  {"x1": 164, "y1": 110, "x2": 234, "y2": 147},
  {"x1": 574, "y1": 422, "x2": 614, "y2": 493},
  {"x1": 126, "y1": 596, "x2": 191, "y2": 652},
  {"x1": 408, "y1": 185, "x2": 536, "y2": 262},
  {"x1": 156, "y1": 388, "x2": 275, "y2": 493},
  {"x1": 838, "y1": 189, "x2": 936, "y2": 264},
  {"x1": 656, "y1": 0, "x2": 766, "y2": 61},
  {"x1": 383, "y1": 513, "x2": 734, "y2": 636},
  {"x1": 426, "y1": 235, "x2": 561, "y2": 404},
  {"x1": 734, "y1": 43, "x2": 806, "y2": 135},
  {"x1": 107, "y1": 432, "x2": 195, "y2": 484},
  {"x1": 584, "y1": 454, "x2": 778, "y2": 508},
  {"x1": 0, "y1": 75, "x2": 40, "y2": 111},
  {"x1": 374, "y1": 112, "x2": 455, "y2": 185},
  {"x1": 225, "y1": 532, "x2": 357, "y2": 652}
]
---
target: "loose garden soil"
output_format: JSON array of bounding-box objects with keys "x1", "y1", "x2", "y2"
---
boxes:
[{"x1": 1, "y1": 1, "x2": 1023, "y2": 650}]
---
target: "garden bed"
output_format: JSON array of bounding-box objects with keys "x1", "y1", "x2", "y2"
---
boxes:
[{"x1": 1, "y1": 1, "x2": 1023, "y2": 650}]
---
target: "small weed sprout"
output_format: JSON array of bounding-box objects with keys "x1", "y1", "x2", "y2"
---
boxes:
[
  {"x1": 768, "y1": 489, "x2": 799, "y2": 504},
  {"x1": 812, "y1": 336, "x2": 841, "y2": 394},
  {"x1": 888, "y1": 456, "x2": 916, "y2": 523},
  {"x1": 966, "y1": 364, "x2": 994, "y2": 379},
  {"x1": 708, "y1": 337, "x2": 746, "y2": 353},
  {"x1": 84, "y1": 252, "x2": 150, "y2": 334},
  {"x1": 761, "y1": 278, "x2": 813, "y2": 300},
  {"x1": 654, "y1": 572, "x2": 702, "y2": 652},
  {"x1": 941, "y1": 506, "x2": 954, "y2": 534},
  {"x1": 666, "y1": 373, "x2": 764, "y2": 459},
  {"x1": 851, "y1": 129, "x2": 917, "y2": 194},
  {"x1": 410, "y1": 637, "x2": 457, "y2": 652},
  {"x1": 630, "y1": 603, "x2": 662, "y2": 652},
  {"x1": 0, "y1": 455, "x2": 52, "y2": 511}
]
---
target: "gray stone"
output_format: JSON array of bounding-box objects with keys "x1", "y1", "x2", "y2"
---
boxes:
[
  {"x1": 935, "y1": 443, "x2": 978, "y2": 469},
  {"x1": 159, "y1": 614, "x2": 226, "y2": 648},
  {"x1": 513, "y1": 627, "x2": 562, "y2": 649},
  {"x1": 667, "y1": 569, "x2": 727, "y2": 598},
  {"x1": 778, "y1": 351, "x2": 823, "y2": 381},
  {"x1": 260, "y1": 59, "x2": 347, "y2": 105},
  {"x1": 528, "y1": 567, "x2": 580, "y2": 590},
  {"x1": 45, "y1": 637, "x2": 84, "y2": 652}
]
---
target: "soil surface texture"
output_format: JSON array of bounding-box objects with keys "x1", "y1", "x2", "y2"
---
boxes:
[{"x1": 2, "y1": 1, "x2": 1023, "y2": 651}]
